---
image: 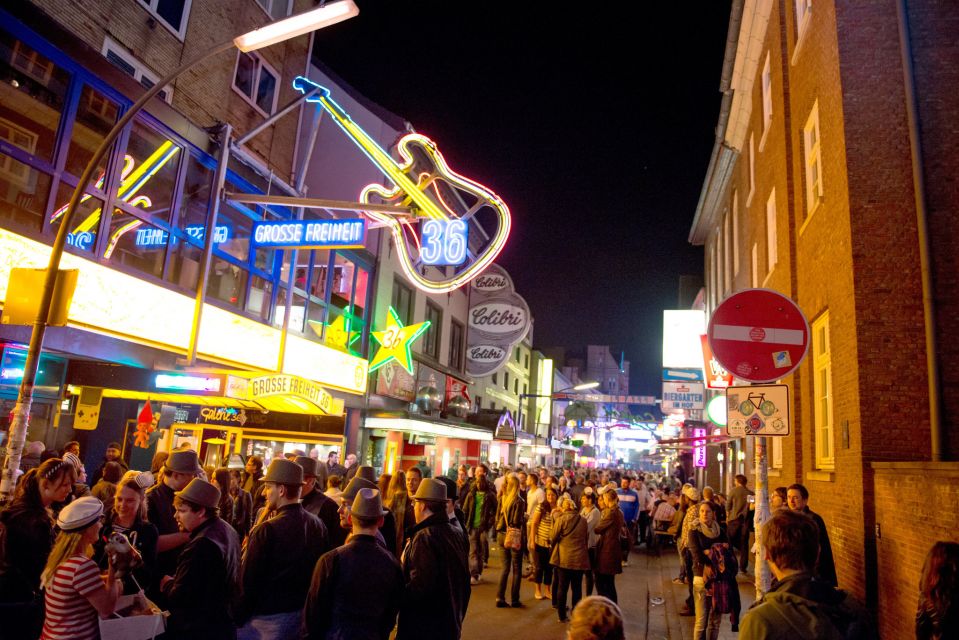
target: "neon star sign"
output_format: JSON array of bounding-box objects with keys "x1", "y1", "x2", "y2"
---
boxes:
[
  {"x1": 308, "y1": 313, "x2": 361, "y2": 355},
  {"x1": 293, "y1": 76, "x2": 510, "y2": 294},
  {"x1": 368, "y1": 306, "x2": 430, "y2": 374}
]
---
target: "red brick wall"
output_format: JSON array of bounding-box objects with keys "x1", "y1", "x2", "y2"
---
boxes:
[{"x1": 873, "y1": 463, "x2": 959, "y2": 640}]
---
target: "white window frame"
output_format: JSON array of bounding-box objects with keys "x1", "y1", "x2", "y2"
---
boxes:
[
  {"x1": 771, "y1": 432, "x2": 783, "y2": 468},
  {"x1": 803, "y1": 101, "x2": 824, "y2": 220},
  {"x1": 766, "y1": 188, "x2": 778, "y2": 273},
  {"x1": 255, "y1": 0, "x2": 293, "y2": 20},
  {"x1": 732, "y1": 190, "x2": 740, "y2": 275},
  {"x1": 232, "y1": 51, "x2": 280, "y2": 116},
  {"x1": 136, "y1": 0, "x2": 192, "y2": 40},
  {"x1": 101, "y1": 37, "x2": 173, "y2": 104},
  {"x1": 10, "y1": 40, "x2": 54, "y2": 84},
  {"x1": 723, "y1": 209, "x2": 732, "y2": 293},
  {"x1": 751, "y1": 242, "x2": 759, "y2": 288},
  {"x1": 746, "y1": 133, "x2": 756, "y2": 206},
  {"x1": 760, "y1": 53, "x2": 772, "y2": 149},
  {"x1": 0, "y1": 117, "x2": 38, "y2": 185},
  {"x1": 813, "y1": 312, "x2": 834, "y2": 469}
]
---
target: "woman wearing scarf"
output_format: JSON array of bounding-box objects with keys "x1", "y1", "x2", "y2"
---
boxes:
[{"x1": 687, "y1": 501, "x2": 730, "y2": 640}]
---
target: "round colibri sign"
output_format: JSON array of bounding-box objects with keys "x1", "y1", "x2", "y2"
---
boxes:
[{"x1": 707, "y1": 289, "x2": 810, "y2": 383}]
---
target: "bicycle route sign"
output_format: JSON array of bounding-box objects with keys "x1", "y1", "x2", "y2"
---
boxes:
[
  {"x1": 725, "y1": 384, "x2": 790, "y2": 437},
  {"x1": 707, "y1": 288, "x2": 810, "y2": 383}
]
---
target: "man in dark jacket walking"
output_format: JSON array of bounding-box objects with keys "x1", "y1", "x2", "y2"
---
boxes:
[
  {"x1": 397, "y1": 479, "x2": 470, "y2": 640},
  {"x1": 160, "y1": 478, "x2": 240, "y2": 640},
  {"x1": 237, "y1": 459, "x2": 327, "y2": 639},
  {"x1": 462, "y1": 464, "x2": 497, "y2": 584},
  {"x1": 303, "y1": 488, "x2": 403, "y2": 639},
  {"x1": 296, "y1": 456, "x2": 344, "y2": 548}
]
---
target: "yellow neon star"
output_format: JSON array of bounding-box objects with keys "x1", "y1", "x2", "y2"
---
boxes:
[
  {"x1": 308, "y1": 313, "x2": 360, "y2": 353},
  {"x1": 369, "y1": 307, "x2": 430, "y2": 374}
]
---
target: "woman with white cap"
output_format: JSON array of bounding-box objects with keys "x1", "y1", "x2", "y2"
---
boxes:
[{"x1": 40, "y1": 496, "x2": 120, "y2": 639}]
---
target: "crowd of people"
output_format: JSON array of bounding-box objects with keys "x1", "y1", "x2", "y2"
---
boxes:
[{"x1": 0, "y1": 440, "x2": 956, "y2": 640}]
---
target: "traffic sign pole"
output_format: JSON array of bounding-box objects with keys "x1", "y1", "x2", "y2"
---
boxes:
[{"x1": 753, "y1": 435, "x2": 772, "y2": 598}]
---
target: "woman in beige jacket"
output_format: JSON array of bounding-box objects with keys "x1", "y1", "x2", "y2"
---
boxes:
[{"x1": 550, "y1": 494, "x2": 590, "y2": 622}]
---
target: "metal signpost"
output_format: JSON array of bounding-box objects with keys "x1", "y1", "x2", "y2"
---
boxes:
[{"x1": 708, "y1": 289, "x2": 809, "y2": 597}]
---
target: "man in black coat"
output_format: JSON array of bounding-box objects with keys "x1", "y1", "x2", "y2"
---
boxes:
[
  {"x1": 339, "y1": 477, "x2": 398, "y2": 556},
  {"x1": 146, "y1": 449, "x2": 200, "y2": 587},
  {"x1": 303, "y1": 488, "x2": 403, "y2": 639},
  {"x1": 160, "y1": 478, "x2": 240, "y2": 640},
  {"x1": 237, "y1": 459, "x2": 328, "y2": 638},
  {"x1": 461, "y1": 464, "x2": 497, "y2": 584},
  {"x1": 296, "y1": 456, "x2": 344, "y2": 548},
  {"x1": 787, "y1": 483, "x2": 838, "y2": 587},
  {"x1": 396, "y1": 479, "x2": 470, "y2": 640}
]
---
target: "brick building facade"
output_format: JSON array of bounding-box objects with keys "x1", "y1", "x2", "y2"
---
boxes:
[{"x1": 689, "y1": 1, "x2": 959, "y2": 635}]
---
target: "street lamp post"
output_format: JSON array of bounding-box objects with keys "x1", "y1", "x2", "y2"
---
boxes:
[
  {"x1": 0, "y1": 0, "x2": 359, "y2": 502},
  {"x1": 516, "y1": 381, "x2": 599, "y2": 465}
]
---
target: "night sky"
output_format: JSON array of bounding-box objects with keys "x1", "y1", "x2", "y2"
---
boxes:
[{"x1": 313, "y1": 1, "x2": 732, "y2": 397}]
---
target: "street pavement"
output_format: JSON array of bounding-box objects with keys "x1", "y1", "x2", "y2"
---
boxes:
[{"x1": 461, "y1": 540, "x2": 756, "y2": 639}]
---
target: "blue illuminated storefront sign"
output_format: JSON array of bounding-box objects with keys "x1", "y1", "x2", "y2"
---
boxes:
[
  {"x1": 134, "y1": 225, "x2": 230, "y2": 248},
  {"x1": 252, "y1": 219, "x2": 367, "y2": 249}
]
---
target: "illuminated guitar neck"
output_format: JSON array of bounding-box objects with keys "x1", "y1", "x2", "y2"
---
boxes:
[{"x1": 295, "y1": 78, "x2": 445, "y2": 221}]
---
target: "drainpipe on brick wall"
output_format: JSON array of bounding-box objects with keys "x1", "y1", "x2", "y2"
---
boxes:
[{"x1": 896, "y1": 0, "x2": 944, "y2": 461}]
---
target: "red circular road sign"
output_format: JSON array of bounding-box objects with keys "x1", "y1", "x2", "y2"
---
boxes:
[{"x1": 707, "y1": 288, "x2": 810, "y2": 383}]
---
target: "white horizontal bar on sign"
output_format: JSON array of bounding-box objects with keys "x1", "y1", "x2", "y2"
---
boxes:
[{"x1": 712, "y1": 324, "x2": 804, "y2": 345}]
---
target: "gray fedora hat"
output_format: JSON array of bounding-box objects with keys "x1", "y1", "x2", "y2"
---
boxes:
[
  {"x1": 413, "y1": 478, "x2": 448, "y2": 504},
  {"x1": 176, "y1": 478, "x2": 220, "y2": 509},
  {"x1": 352, "y1": 487, "x2": 389, "y2": 519},
  {"x1": 355, "y1": 465, "x2": 375, "y2": 482},
  {"x1": 341, "y1": 477, "x2": 376, "y2": 504},
  {"x1": 166, "y1": 449, "x2": 201, "y2": 474},
  {"x1": 262, "y1": 459, "x2": 303, "y2": 485},
  {"x1": 294, "y1": 456, "x2": 319, "y2": 478}
]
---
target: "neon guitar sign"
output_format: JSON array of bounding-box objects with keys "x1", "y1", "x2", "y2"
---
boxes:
[{"x1": 293, "y1": 76, "x2": 511, "y2": 293}]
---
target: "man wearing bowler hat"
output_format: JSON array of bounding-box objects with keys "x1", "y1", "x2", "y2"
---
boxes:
[
  {"x1": 159, "y1": 478, "x2": 240, "y2": 640},
  {"x1": 147, "y1": 448, "x2": 201, "y2": 586},
  {"x1": 303, "y1": 488, "x2": 403, "y2": 639},
  {"x1": 396, "y1": 479, "x2": 470, "y2": 640},
  {"x1": 237, "y1": 459, "x2": 327, "y2": 639},
  {"x1": 296, "y1": 456, "x2": 344, "y2": 548}
]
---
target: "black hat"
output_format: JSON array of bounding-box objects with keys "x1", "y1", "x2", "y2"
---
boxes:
[
  {"x1": 295, "y1": 456, "x2": 318, "y2": 478},
  {"x1": 436, "y1": 476, "x2": 457, "y2": 502}
]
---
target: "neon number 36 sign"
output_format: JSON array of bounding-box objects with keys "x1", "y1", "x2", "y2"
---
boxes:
[{"x1": 421, "y1": 219, "x2": 468, "y2": 266}]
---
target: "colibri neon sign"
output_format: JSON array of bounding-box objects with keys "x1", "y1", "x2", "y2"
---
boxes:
[
  {"x1": 293, "y1": 76, "x2": 510, "y2": 292},
  {"x1": 251, "y1": 219, "x2": 366, "y2": 249}
]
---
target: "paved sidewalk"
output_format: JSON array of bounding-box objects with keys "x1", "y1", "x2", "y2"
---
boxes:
[{"x1": 461, "y1": 540, "x2": 756, "y2": 639}]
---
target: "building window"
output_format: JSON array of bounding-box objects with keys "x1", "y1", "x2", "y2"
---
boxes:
[
  {"x1": 515, "y1": 347, "x2": 521, "y2": 362},
  {"x1": 450, "y1": 320, "x2": 465, "y2": 371},
  {"x1": 10, "y1": 39, "x2": 53, "y2": 83},
  {"x1": 732, "y1": 190, "x2": 740, "y2": 275},
  {"x1": 233, "y1": 52, "x2": 279, "y2": 115},
  {"x1": 391, "y1": 279, "x2": 413, "y2": 325},
  {"x1": 504, "y1": 372, "x2": 510, "y2": 390},
  {"x1": 803, "y1": 102, "x2": 823, "y2": 217},
  {"x1": 491, "y1": 372, "x2": 497, "y2": 385},
  {"x1": 523, "y1": 383, "x2": 528, "y2": 395},
  {"x1": 513, "y1": 379, "x2": 519, "y2": 394},
  {"x1": 761, "y1": 53, "x2": 772, "y2": 144},
  {"x1": 423, "y1": 302, "x2": 442, "y2": 359},
  {"x1": 766, "y1": 188, "x2": 778, "y2": 272},
  {"x1": 813, "y1": 312, "x2": 834, "y2": 469},
  {"x1": 102, "y1": 37, "x2": 172, "y2": 103},
  {"x1": 136, "y1": 0, "x2": 191, "y2": 39},
  {"x1": 751, "y1": 242, "x2": 759, "y2": 288},
  {"x1": 747, "y1": 133, "x2": 756, "y2": 205},
  {"x1": 795, "y1": 0, "x2": 812, "y2": 39},
  {"x1": 524, "y1": 354, "x2": 530, "y2": 370},
  {"x1": 0, "y1": 119, "x2": 37, "y2": 183},
  {"x1": 255, "y1": 0, "x2": 292, "y2": 20},
  {"x1": 723, "y1": 209, "x2": 732, "y2": 293}
]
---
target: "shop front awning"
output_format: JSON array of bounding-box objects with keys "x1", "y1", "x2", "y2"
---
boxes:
[{"x1": 364, "y1": 416, "x2": 494, "y2": 442}]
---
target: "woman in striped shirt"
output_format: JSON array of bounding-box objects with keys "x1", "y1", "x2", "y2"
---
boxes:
[
  {"x1": 41, "y1": 496, "x2": 120, "y2": 640},
  {"x1": 529, "y1": 486, "x2": 559, "y2": 601}
]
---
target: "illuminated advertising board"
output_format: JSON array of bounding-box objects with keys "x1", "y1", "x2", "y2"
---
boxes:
[
  {"x1": 662, "y1": 310, "x2": 707, "y2": 369},
  {"x1": 251, "y1": 219, "x2": 367, "y2": 249},
  {"x1": 694, "y1": 427, "x2": 707, "y2": 467}
]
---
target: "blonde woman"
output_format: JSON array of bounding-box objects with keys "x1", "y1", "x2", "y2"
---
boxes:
[
  {"x1": 40, "y1": 496, "x2": 120, "y2": 640},
  {"x1": 568, "y1": 595, "x2": 625, "y2": 640},
  {"x1": 385, "y1": 471, "x2": 412, "y2": 556},
  {"x1": 494, "y1": 474, "x2": 526, "y2": 608}
]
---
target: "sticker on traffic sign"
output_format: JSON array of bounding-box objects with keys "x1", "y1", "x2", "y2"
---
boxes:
[
  {"x1": 707, "y1": 289, "x2": 810, "y2": 383},
  {"x1": 725, "y1": 384, "x2": 790, "y2": 437}
]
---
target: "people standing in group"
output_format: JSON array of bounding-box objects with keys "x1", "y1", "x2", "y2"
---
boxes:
[
  {"x1": 237, "y1": 459, "x2": 327, "y2": 639},
  {"x1": 495, "y1": 473, "x2": 527, "y2": 608},
  {"x1": 40, "y1": 497, "x2": 120, "y2": 640},
  {"x1": 551, "y1": 494, "x2": 590, "y2": 623},
  {"x1": 319, "y1": 451, "x2": 347, "y2": 489},
  {"x1": 303, "y1": 488, "x2": 403, "y2": 639},
  {"x1": 146, "y1": 449, "x2": 201, "y2": 588},
  {"x1": 342, "y1": 453, "x2": 359, "y2": 483},
  {"x1": 786, "y1": 483, "x2": 837, "y2": 587},
  {"x1": 324, "y1": 474, "x2": 345, "y2": 505},
  {"x1": 90, "y1": 461, "x2": 123, "y2": 509},
  {"x1": 227, "y1": 468, "x2": 253, "y2": 540},
  {"x1": 160, "y1": 478, "x2": 240, "y2": 640},
  {"x1": 396, "y1": 479, "x2": 470, "y2": 640},
  {"x1": 462, "y1": 463, "x2": 497, "y2": 585},
  {"x1": 384, "y1": 471, "x2": 413, "y2": 557},
  {"x1": 580, "y1": 489, "x2": 601, "y2": 596},
  {"x1": 240, "y1": 455, "x2": 266, "y2": 515},
  {"x1": 0, "y1": 458, "x2": 76, "y2": 639},
  {"x1": 770, "y1": 486, "x2": 788, "y2": 512},
  {"x1": 593, "y1": 489, "x2": 625, "y2": 604},
  {"x1": 679, "y1": 485, "x2": 702, "y2": 616},
  {"x1": 916, "y1": 541, "x2": 959, "y2": 640},
  {"x1": 93, "y1": 471, "x2": 158, "y2": 595},
  {"x1": 19, "y1": 441, "x2": 45, "y2": 474},
  {"x1": 726, "y1": 474, "x2": 754, "y2": 575},
  {"x1": 90, "y1": 442, "x2": 129, "y2": 485},
  {"x1": 296, "y1": 456, "x2": 344, "y2": 549}
]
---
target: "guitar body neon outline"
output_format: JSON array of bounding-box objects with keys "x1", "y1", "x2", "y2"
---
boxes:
[{"x1": 293, "y1": 76, "x2": 511, "y2": 294}]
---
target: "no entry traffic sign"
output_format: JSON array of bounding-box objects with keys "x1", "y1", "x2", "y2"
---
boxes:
[{"x1": 707, "y1": 289, "x2": 810, "y2": 383}]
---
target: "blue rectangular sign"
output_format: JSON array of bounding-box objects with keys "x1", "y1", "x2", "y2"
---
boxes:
[
  {"x1": 252, "y1": 219, "x2": 367, "y2": 249},
  {"x1": 662, "y1": 368, "x2": 704, "y2": 382}
]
